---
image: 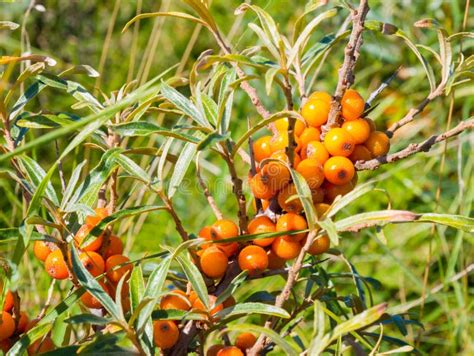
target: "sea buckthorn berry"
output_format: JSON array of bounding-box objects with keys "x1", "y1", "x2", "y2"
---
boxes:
[
  {"x1": 74, "y1": 224, "x2": 103, "y2": 252},
  {"x1": 309, "y1": 91, "x2": 331, "y2": 104},
  {"x1": 323, "y1": 156, "x2": 355, "y2": 186},
  {"x1": 0, "y1": 339, "x2": 11, "y2": 353},
  {"x1": 314, "y1": 203, "x2": 331, "y2": 218},
  {"x1": 105, "y1": 255, "x2": 133, "y2": 283},
  {"x1": 222, "y1": 296, "x2": 236, "y2": 308},
  {"x1": 299, "y1": 127, "x2": 321, "y2": 149},
  {"x1": 45, "y1": 249, "x2": 69, "y2": 280},
  {"x1": 211, "y1": 219, "x2": 239, "y2": 243},
  {"x1": 303, "y1": 141, "x2": 330, "y2": 163},
  {"x1": 217, "y1": 242, "x2": 239, "y2": 257},
  {"x1": 276, "y1": 213, "x2": 308, "y2": 242},
  {"x1": 2, "y1": 290, "x2": 13, "y2": 312},
  {"x1": 261, "y1": 162, "x2": 291, "y2": 192},
  {"x1": 17, "y1": 311, "x2": 29, "y2": 334},
  {"x1": 102, "y1": 235, "x2": 124, "y2": 260},
  {"x1": 363, "y1": 117, "x2": 377, "y2": 132},
  {"x1": 253, "y1": 136, "x2": 272, "y2": 162},
  {"x1": 217, "y1": 346, "x2": 244, "y2": 356},
  {"x1": 238, "y1": 245, "x2": 268, "y2": 274},
  {"x1": 296, "y1": 158, "x2": 325, "y2": 189},
  {"x1": 207, "y1": 345, "x2": 225, "y2": 356},
  {"x1": 153, "y1": 320, "x2": 179, "y2": 349},
  {"x1": 342, "y1": 118, "x2": 371, "y2": 144},
  {"x1": 324, "y1": 128, "x2": 355, "y2": 157},
  {"x1": 79, "y1": 251, "x2": 105, "y2": 277},
  {"x1": 341, "y1": 89, "x2": 365, "y2": 121},
  {"x1": 85, "y1": 207, "x2": 109, "y2": 226},
  {"x1": 364, "y1": 131, "x2": 390, "y2": 157},
  {"x1": 307, "y1": 235, "x2": 330, "y2": 255},
  {"x1": 269, "y1": 134, "x2": 288, "y2": 153},
  {"x1": 272, "y1": 237, "x2": 302, "y2": 260},
  {"x1": 235, "y1": 332, "x2": 257, "y2": 351},
  {"x1": 324, "y1": 181, "x2": 355, "y2": 202},
  {"x1": 274, "y1": 118, "x2": 305, "y2": 137},
  {"x1": 80, "y1": 281, "x2": 109, "y2": 309},
  {"x1": 198, "y1": 225, "x2": 213, "y2": 250},
  {"x1": 192, "y1": 295, "x2": 223, "y2": 316},
  {"x1": 249, "y1": 173, "x2": 275, "y2": 200},
  {"x1": 278, "y1": 184, "x2": 303, "y2": 213},
  {"x1": 248, "y1": 216, "x2": 276, "y2": 247},
  {"x1": 301, "y1": 99, "x2": 330, "y2": 127},
  {"x1": 349, "y1": 145, "x2": 372, "y2": 162},
  {"x1": 267, "y1": 249, "x2": 286, "y2": 269},
  {"x1": 0, "y1": 311, "x2": 15, "y2": 341},
  {"x1": 27, "y1": 336, "x2": 55, "y2": 355},
  {"x1": 311, "y1": 187, "x2": 325, "y2": 204},
  {"x1": 252, "y1": 198, "x2": 270, "y2": 212},
  {"x1": 200, "y1": 246, "x2": 228, "y2": 278},
  {"x1": 33, "y1": 241, "x2": 54, "y2": 262},
  {"x1": 271, "y1": 151, "x2": 301, "y2": 168},
  {"x1": 160, "y1": 290, "x2": 191, "y2": 311}
]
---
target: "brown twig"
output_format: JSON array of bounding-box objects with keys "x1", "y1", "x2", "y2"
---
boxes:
[
  {"x1": 355, "y1": 118, "x2": 474, "y2": 171},
  {"x1": 321, "y1": 0, "x2": 370, "y2": 136},
  {"x1": 160, "y1": 192, "x2": 190, "y2": 242}
]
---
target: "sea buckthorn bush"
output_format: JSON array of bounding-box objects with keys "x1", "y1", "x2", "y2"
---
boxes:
[{"x1": 0, "y1": 1, "x2": 473, "y2": 355}]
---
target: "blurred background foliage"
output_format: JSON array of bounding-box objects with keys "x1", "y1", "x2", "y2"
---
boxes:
[{"x1": 0, "y1": 0, "x2": 472, "y2": 354}]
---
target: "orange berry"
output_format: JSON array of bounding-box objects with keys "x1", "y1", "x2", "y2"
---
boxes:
[
  {"x1": 308, "y1": 91, "x2": 331, "y2": 103},
  {"x1": 341, "y1": 89, "x2": 365, "y2": 121},
  {"x1": 235, "y1": 332, "x2": 257, "y2": 351},
  {"x1": 261, "y1": 162, "x2": 291, "y2": 192},
  {"x1": 79, "y1": 251, "x2": 105, "y2": 277},
  {"x1": 248, "y1": 216, "x2": 276, "y2": 247},
  {"x1": 324, "y1": 128, "x2": 355, "y2": 157},
  {"x1": 222, "y1": 296, "x2": 236, "y2": 308},
  {"x1": 74, "y1": 224, "x2": 103, "y2": 252},
  {"x1": 314, "y1": 203, "x2": 331, "y2": 217},
  {"x1": 85, "y1": 207, "x2": 109, "y2": 226},
  {"x1": 33, "y1": 241, "x2": 54, "y2": 262},
  {"x1": 270, "y1": 150, "x2": 301, "y2": 168},
  {"x1": 217, "y1": 346, "x2": 244, "y2": 356},
  {"x1": 217, "y1": 243, "x2": 239, "y2": 257},
  {"x1": 80, "y1": 281, "x2": 109, "y2": 309},
  {"x1": 274, "y1": 118, "x2": 305, "y2": 136},
  {"x1": 278, "y1": 184, "x2": 303, "y2": 213},
  {"x1": 102, "y1": 235, "x2": 124, "y2": 259},
  {"x1": 299, "y1": 127, "x2": 321, "y2": 150},
  {"x1": 160, "y1": 290, "x2": 191, "y2": 311},
  {"x1": 45, "y1": 249, "x2": 69, "y2": 280},
  {"x1": 276, "y1": 213, "x2": 307, "y2": 242},
  {"x1": 349, "y1": 145, "x2": 372, "y2": 162},
  {"x1": 267, "y1": 249, "x2": 286, "y2": 269},
  {"x1": 207, "y1": 344, "x2": 225, "y2": 356},
  {"x1": 0, "y1": 312, "x2": 15, "y2": 341},
  {"x1": 238, "y1": 245, "x2": 268, "y2": 274},
  {"x1": 272, "y1": 237, "x2": 302, "y2": 260},
  {"x1": 2, "y1": 290, "x2": 13, "y2": 312},
  {"x1": 303, "y1": 141, "x2": 329, "y2": 163},
  {"x1": 324, "y1": 181, "x2": 355, "y2": 202},
  {"x1": 364, "y1": 131, "x2": 390, "y2": 157},
  {"x1": 307, "y1": 235, "x2": 330, "y2": 255},
  {"x1": 211, "y1": 219, "x2": 239, "y2": 242},
  {"x1": 253, "y1": 136, "x2": 272, "y2": 162},
  {"x1": 17, "y1": 311, "x2": 29, "y2": 334},
  {"x1": 249, "y1": 173, "x2": 275, "y2": 200},
  {"x1": 301, "y1": 99, "x2": 330, "y2": 127},
  {"x1": 200, "y1": 246, "x2": 228, "y2": 278},
  {"x1": 296, "y1": 158, "x2": 325, "y2": 189},
  {"x1": 311, "y1": 187, "x2": 325, "y2": 204},
  {"x1": 323, "y1": 156, "x2": 355, "y2": 185},
  {"x1": 105, "y1": 255, "x2": 132, "y2": 283},
  {"x1": 27, "y1": 336, "x2": 54, "y2": 355},
  {"x1": 269, "y1": 134, "x2": 288, "y2": 153},
  {"x1": 363, "y1": 117, "x2": 377, "y2": 132},
  {"x1": 192, "y1": 295, "x2": 223, "y2": 316},
  {"x1": 341, "y1": 118, "x2": 371, "y2": 144},
  {"x1": 153, "y1": 320, "x2": 179, "y2": 349},
  {"x1": 0, "y1": 339, "x2": 11, "y2": 353}
]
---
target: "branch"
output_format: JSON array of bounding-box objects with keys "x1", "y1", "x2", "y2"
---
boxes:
[
  {"x1": 322, "y1": 0, "x2": 370, "y2": 135},
  {"x1": 356, "y1": 118, "x2": 474, "y2": 171}
]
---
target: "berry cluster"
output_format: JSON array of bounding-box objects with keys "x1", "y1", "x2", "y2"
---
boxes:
[
  {"x1": 207, "y1": 332, "x2": 257, "y2": 355},
  {"x1": 33, "y1": 208, "x2": 132, "y2": 310}
]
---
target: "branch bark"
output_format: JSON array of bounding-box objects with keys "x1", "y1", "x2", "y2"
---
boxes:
[
  {"x1": 356, "y1": 118, "x2": 474, "y2": 171},
  {"x1": 321, "y1": 0, "x2": 370, "y2": 136}
]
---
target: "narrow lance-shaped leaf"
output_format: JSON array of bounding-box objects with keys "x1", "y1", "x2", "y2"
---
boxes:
[{"x1": 168, "y1": 142, "x2": 197, "y2": 198}]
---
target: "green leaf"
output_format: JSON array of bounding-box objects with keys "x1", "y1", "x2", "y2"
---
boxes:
[
  {"x1": 122, "y1": 11, "x2": 208, "y2": 33},
  {"x1": 16, "y1": 113, "x2": 78, "y2": 129},
  {"x1": 115, "y1": 153, "x2": 152, "y2": 184},
  {"x1": 168, "y1": 142, "x2": 197, "y2": 198},
  {"x1": 0, "y1": 21, "x2": 19, "y2": 30},
  {"x1": 326, "y1": 181, "x2": 375, "y2": 218},
  {"x1": 110, "y1": 122, "x2": 199, "y2": 143},
  {"x1": 151, "y1": 309, "x2": 207, "y2": 321},
  {"x1": 71, "y1": 247, "x2": 122, "y2": 320},
  {"x1": 289, "y1": 169, "x2": 318, "y2": 231},
  {"x1": 417, "y1": 213, "x2": 474, "y2": 233},
  {"x1": 215, "y1": 271, "x2": 248, "y2": 306},
  {"x1": 177, "y1": 255, "x2": 209, "y2": 309},
  {"x1": 197, "y1": 132, "x2": 229, "y2": 150},
  {"x1": 216, "y1": 302, "x2": 290, "y2": 319},
  {"x1": 64, "y1": 314, "x2": 111, "y2": 325},
  {"x1": 7, "y1": 323, "x2": 53, "y2": 356},
  {"x1": 335, "y1": 210, "x2": 418, "y2": 232},
  {"x1": 60, "y1": 160, "x2": 87, "y2": 209}
]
